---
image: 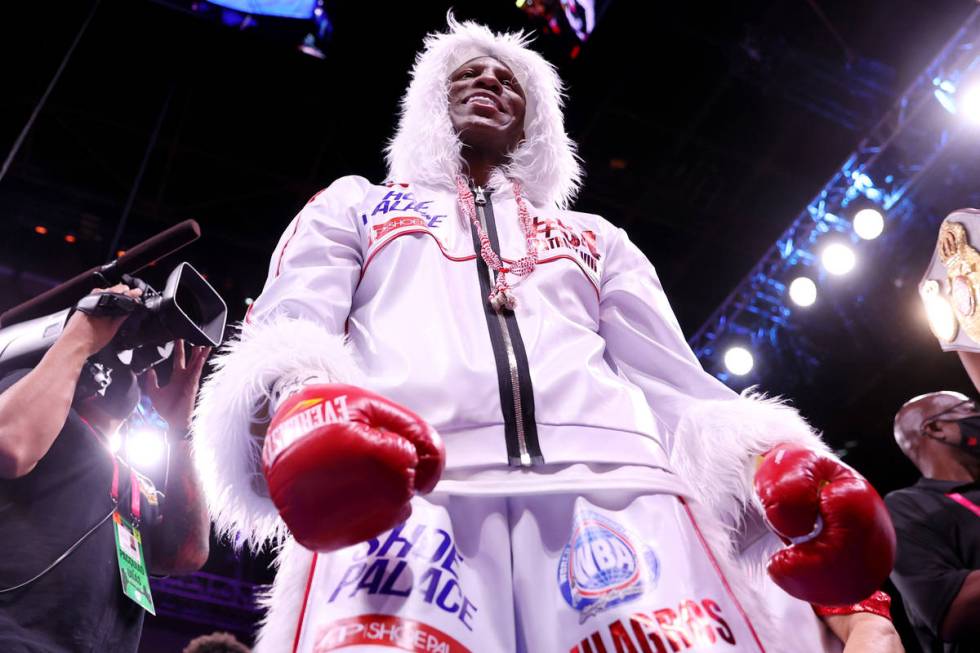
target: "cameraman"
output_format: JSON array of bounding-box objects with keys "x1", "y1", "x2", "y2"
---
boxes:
[{"x1": 0, "y1": 284, "x2": 211, "y2": 652}]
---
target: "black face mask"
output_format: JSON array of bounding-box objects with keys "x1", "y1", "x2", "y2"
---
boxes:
[
  {"x1": 950, "y1": 415, "x2": 980, "y2": 456},
  {"x1": 922, "y1": 400, "x2": 980, "y2": 457}
]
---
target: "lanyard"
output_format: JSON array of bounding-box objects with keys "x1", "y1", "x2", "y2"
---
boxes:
[
  {"x1": 79, "y1": 416, "x2": 141, "y2": 525},
  {"x1": 110, "y1": 457, "x2": 142, "y2": 525},
  {"x1": 946, "y1": 492, "x2": 980, "y2": 518}
]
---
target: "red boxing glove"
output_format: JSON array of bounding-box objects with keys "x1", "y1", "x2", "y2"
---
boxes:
[
  {"x1": 262, "y1": 384, "x2": 445, "y2": 552},
  {"x1": 753, "y1": 444, "x2": 896, "y2": 605}
]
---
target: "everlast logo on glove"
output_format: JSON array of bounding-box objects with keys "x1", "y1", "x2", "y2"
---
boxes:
[
  {"x1": 261, "y1": 383, "x2": 445, "y2": 553},
  {"x1": 263, "y1": 395, "x2": 351, "y2": 468}
]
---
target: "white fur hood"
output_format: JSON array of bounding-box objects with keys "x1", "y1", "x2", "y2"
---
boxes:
[{"x1": 384, "y1": 14, "x2": 583, "y2": 210}]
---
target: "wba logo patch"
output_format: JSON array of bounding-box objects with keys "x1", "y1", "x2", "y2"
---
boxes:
[{"x1": 557, "y1": 510, "x2": 660, "y2": 622}]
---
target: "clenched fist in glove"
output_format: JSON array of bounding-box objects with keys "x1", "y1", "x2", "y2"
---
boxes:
[
  {"x1": 262, "y1": 384, "x2": 445, "y2": 552},
  {"x1": 753, "y1": 444, "x2": 896, "y2": 606}
]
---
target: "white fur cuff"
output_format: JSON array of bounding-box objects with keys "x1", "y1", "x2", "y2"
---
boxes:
[
  {"x1": 191, "y1": 317, "x2": 363, "y2": 550},
  {"x1": 669, "y1": 390, "x2": 830, "y2": 545}
]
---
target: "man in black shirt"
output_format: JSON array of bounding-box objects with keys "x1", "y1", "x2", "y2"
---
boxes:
[
  {"x1": 0, "y1": 284, "x2": 211, "y2": 652},
  {"x1": 888, "y1": 391, "x2": 980, "y2": 653}
]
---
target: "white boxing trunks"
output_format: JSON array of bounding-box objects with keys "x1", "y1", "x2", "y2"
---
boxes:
[{"x1": 290, "y1": 465, "x2": 771, "y2": 653}]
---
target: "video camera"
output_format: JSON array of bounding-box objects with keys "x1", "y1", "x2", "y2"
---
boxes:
[{"x1": 0, "y1": 220, "x2": 227, "y2": 393}]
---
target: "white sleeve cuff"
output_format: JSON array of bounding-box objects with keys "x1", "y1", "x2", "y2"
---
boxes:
[{"x1": 191, "y1": 316, "x2": 363, "y2": 549}]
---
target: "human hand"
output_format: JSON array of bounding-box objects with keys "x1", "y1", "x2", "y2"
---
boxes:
[
  {"x1": 144, "y1": 339, "x2": 210, "y2": 433},
  {"x1": 823, "y1": 612, "x2": 904, "y2": 653},
  {"x1": 62, "y1": 284, "x2": 143, "y2": 357}
]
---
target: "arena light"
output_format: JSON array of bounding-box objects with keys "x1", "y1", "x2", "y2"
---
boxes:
[
  {"x1": 125, "y1": 428, "x2": 166, "y2": 470},
  {"x1": 852, "y1": 208, "x2": 884, "y2": 240},
  {"x1": 959, "y1": 83, "x2": 980, "y2": 125},
  {"x1": 107, "y1": 430, "x2": 122, "y2": 455},
  {"x1": 206, "y1": 0, "x2": 317, "y2": 19},
  {"x1": 821, "y1": 243, "x2": 856, "y2": 276},
  {"x1": 789, "y1": 277, "x2": 817, "y2": 307},
  {"x1": 723, "y1": 346, "x2": 754, "y2": 376}
]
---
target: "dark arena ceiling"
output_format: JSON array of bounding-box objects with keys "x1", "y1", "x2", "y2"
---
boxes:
[{"x1": 3, "y1": 1, "x2": 980, "y2": 647}]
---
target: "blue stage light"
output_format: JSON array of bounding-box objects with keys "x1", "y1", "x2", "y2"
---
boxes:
[
  {"x1": 207, "y1": 0, "x2": 316, "y2": 19},
  {"x1": 851, "y1": 172, "x2": 872, "y2": 189}
]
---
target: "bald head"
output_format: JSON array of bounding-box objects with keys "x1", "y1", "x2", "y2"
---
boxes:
[{"x1": 894, "y1": 391, "x2": 970, "y2": 467}]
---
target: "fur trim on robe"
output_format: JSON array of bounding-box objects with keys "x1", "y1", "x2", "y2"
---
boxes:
[
  {"x1": 253, "y1": 537, "x2": 315, "y2": 653},
  {"x1": 191, "y1": 317, "x2": 363, "y2": 550},
  {"x1": 669, "y1": 391, "x2": 836, "y2": 652},
  {"x1": 670, "y1": 390, "x2": 831, "y2": 563}
]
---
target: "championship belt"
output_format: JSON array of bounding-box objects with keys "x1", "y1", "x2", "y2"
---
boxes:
[{"x1": 920, "y1": 208, "x2": 980, "y2": 352}]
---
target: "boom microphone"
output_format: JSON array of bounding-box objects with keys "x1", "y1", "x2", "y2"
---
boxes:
[{"x1": 0, "y1": 220, "x2": 201, "y2": 327}]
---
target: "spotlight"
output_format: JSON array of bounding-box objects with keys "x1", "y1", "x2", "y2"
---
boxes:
[
  {"x1": 960, "y1": 84, "x2": 980, "y2": 125},
  {"x1": 821, "y1": 243, "x2": 856, "y2": 276},
  {"x1": 724, "y1": 346, "x2": 754, "y2": 376},
  {"x1": 789, "y1": 277, "x2": 817, "y2": 307},
  {"x1": 125, "y1": 428, "x2": 165, "y2": 469},
  {"x1": 853, "y1": 208, "x2": 884, "y2": 240},
  {"x1": 107, "y1": 430, "x2": 122, "y2": 454}
]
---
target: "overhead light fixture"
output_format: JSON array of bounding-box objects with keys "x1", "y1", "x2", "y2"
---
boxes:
[
  {"x1": 852, "y1": 208, "x2": 884, "y2": 240},
  {"x1": 821, "y1": 243, "x2": 856, "y2": 276},
  {"x1": 789, "y1": 277, "x2": 817, "y2": 307},
  {"x1": 959, "y1": 83, "x2": 980, "y2": 125},
  {"x1": 724, "y1": 346, "x2": 754, "y2": 376}
]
